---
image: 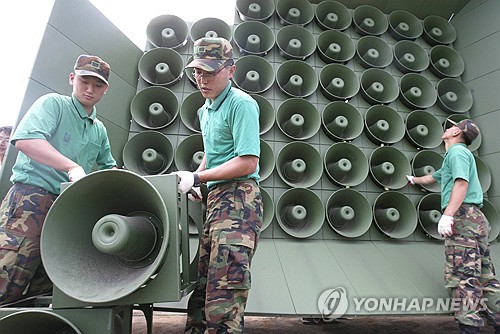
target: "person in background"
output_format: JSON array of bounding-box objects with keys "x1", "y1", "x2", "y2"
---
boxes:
[
  {"x1": 407, "y1": 119, "x2": 500, "y2": 334},
  {"x1": 0, "y1": 126, "x2": 13, "y2": 169},
  {"x1": 0, "y1": 54, "x2": 117, "y2": 305},
  {"x1": 175, "y1": 37, "x2": 263, "y2": 333}
]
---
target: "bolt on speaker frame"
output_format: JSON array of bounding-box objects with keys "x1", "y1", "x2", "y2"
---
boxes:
[
  {"x1": 130, "y1": 86, "x2": 179, "y2": 130},
  {"x1": 393, "y1": 40, "x2": 429, "y2": 74},
  {"x1": 138, "y1": 47, "x2": 184, "y2": 87},
  {"x1": 236, "y1": 0, "x2": 276, "y2": 22},
  {"x1": 388, "y1": 10, "x2": 423, "y2": 41},
  {"x1": 324, "y1": 142, "x2": 369, "y2": 187},
  {"x1": 315, "y1": 0, "x2": 352, "y2": 31},
  {"x1": 369, "y1": 146, "x2": 412, "y2": 190},
  {"x1": 326, "y1": 188, "x2": 372, "y2": 238},
  {"x1": 276, "y1": 141, "x2": 323, "y2": 188},
  {"x1": 405, "y1": 110, "x2": 443, "y2": 149},
  {"x1": 353, "y1": 4, "x2": 389, "y2": 36},
  {"x1": 146, "y1": 14, "x2": 189, "y2": 49},
  {"x1": 276, "y1": 0, "x2": 314, "y2": 26},
  {"x1": 410, "y1": 150, "x2": 443, "y2": 193},
  {"x1": 373, "y1": 191, "x2": 418, "y2": 239},
  {"x1": 122, "y1": 131, "x2": 174, "y2": 176},
  {"x1": 317, "y1": 29, "x2": 356, "y2": 64},
  {"x1": 276, "y1": 187, "x2": 325, "y2": 239},
  {"x1": 322, "y1": 101, "x2": 364, "y2": 142}
]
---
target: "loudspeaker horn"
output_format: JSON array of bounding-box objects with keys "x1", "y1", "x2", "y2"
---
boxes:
[
  {"x1": 444, "y1": 115, "x2": 482, "y2": 151},
  {"x1": 436, "y1": 78, "x2": 473, "y2": 114},
  {"x1": 276, "y1": 25, "x2": 316, "y2": 60},
  {"x1": 236, "y1": 0, "x2": 275, "y2": 22},
  {"x1": 482, "y1": 199, "x2": 500, "y2": 242},
  {"x1": 276, "y1": 141, "x2": 323, "y2": 188},
  {"x1": 322, "y1": 101, "x2": 364, "y2": 142},
  {"x1": 232, "y1": 55, "x2": 275, "y2": 94},
  {"x1": 353, "y1": 4, "x2": 389, "y2": 36},
  {"x1": 259, "y1": 139, "x2": 275, "y2": 182},
  {"x1": 399, "y1": 73, "x2": 438, "y2": 109},
  {"x1": 251, "y1": 94, "x2": 275, "y2": 135},
  {"x1": 388, "y1": 10, "x2": 423, "y2": 41},
  {"x1": 369, "y1": 146, "x2": 411, "y2": 190},
  {"x1": 360, "y1": 68, "x2": 399, "y2": 105},
  {"x1": 276, "y1": 0, "x2": 314, "y2": 26},
  {"x1": 324, "y1": 142, "x2": 369, "y2": 187},
  {"x1": 405, "y1": 110, "x2": 443, "y2": 149},
  {"x1": 319, "y1": 63, "x2": 360, "y2": 101},
  {"x1": 429, "y1": 45, "x2": 465, "y2": 78},
  {"x1": 411, "y1": 150, "x2": 443, "y2": 193},
  {"x1": 138, "y1": 47, "x2": 184, "y2": 87},
  {"x1": 356, "y1": 35, "x2": 393, "y2": 69},
  {"x1": 393, "y1": 40, "x2": 429, "y2": 73},
  {"x1": 190, "y1": 17, "x2": 232, "y2": 42},
  {"x1": 326, "y1": 188, "x2": 372, "y2": 238},
  {"x1": 0, "y1": 310, "x2": 81, "y2": 334},
  {"x1": 423, "y1": 15, "x2": 457, "y2": 46},
  {"x1": 474, "y1": 155, "x2": 492, "y2": 193},
  {"x1": 317, "y1": 29, "x2": 356, "y2": 64},
  {"x1": 130, "y1": 86, "x2": 179, "y2": 130},
  {"x1": 260, "y1": 187, "x2": 274, "y2": 232},
  {"x1": 315, "y1": 0, "x2": 352, "y2": 31},
  {"x1": 174, "y1": 134, "x2": 204, "y2": 172},
  {"x1": 276, "y1": 98, "x2": 320, "y2": 140},
  {"x1": 180, "y1": 91, "x2": 205, "y2": 133},
  {"x1": 276, "y1": 187, "x2": 325, "y2": 239},
  {"x1": 373, "y1": 191, "x2": 418, "y2": 239},
  {"x1": 123, "y1": 131, "x2": 174, "y2": 176},
  {"x1": 276, "y1": 60, "x2": 319, "y2": 98},
  {"x1": 146, "y1": 14, "x2": 189, "y2": 49},
  {"x1": 184, "y1": 55, "x2": 198, "y2": 89},
  {"x1": 417, "y1": 193, "x2": 443, "y2": 240},
  {"x1": 233, "y1": 20, "x2": 275, "y2": 56},
  {"x1": 364, "y1": 105, "x2": 405, "y2": 145},
  {"x1": 41, "y1": 170, "x2": 171, "y2": 303}
]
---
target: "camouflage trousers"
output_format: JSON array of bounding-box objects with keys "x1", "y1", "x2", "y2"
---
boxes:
[
  {"x1": 185, "y1": 179, "x2": 262, "y2": 334},
  {"x1": 0, "y1": 183, "x2": 56, "y2": 305},
  {"x1": 445, "y1": 203, "x2": 500, "y2": 327}
]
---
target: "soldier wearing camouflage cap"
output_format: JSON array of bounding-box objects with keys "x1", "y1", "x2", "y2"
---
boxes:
[
  {"x1": 407, "y1": 119, "x2": 500, "y2": 334},
  {"x1": 0, "y1": 54, "x2": 117, "y2": 305},
  {"x1": 175, "y1": 37, "x2": 262, "y2": 333}
]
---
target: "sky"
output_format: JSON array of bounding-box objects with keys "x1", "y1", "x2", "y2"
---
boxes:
[{"x1": 0, "y1": 0, "x2": 236, "y2": 128}]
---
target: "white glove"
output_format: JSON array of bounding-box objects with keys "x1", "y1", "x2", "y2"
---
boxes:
[
  {"x1": 188, "y1": 187, "x2": 202, "y2": 203},
  {"x1": 68, "y1": 166, "x2": 86, "y2": 182},
  {"x1": 174, "y1": 171, "x2": 194, "y2": 194},
  {"x1": 438, "y1": 214, "x2": 454, "y2": 237},
  {"x1": 406, "y1": 175, "x2": 415, "y2": 185}
]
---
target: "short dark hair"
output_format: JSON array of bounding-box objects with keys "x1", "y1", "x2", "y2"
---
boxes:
[{"x1": 0, "y1": 126, "x2": 13, "y2": 136}]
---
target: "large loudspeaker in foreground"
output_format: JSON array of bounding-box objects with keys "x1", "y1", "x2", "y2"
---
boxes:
[
  {"x1": 40, "y1": 170, "x2": 182, "y2": 304},
  {"x1": 0, "y1": 310, "x2": 81, "y2": 334}
]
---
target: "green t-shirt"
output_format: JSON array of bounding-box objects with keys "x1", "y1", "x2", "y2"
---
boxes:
[
  {"x1": 199, "y1": 82, "x2": 260, "y2": 188},
  {"x1": 432, "y1": 143, "x2": 482, "y2": 210},
  {"x1": 10, "y1": 93, "x2": 116, "y2": 194}
]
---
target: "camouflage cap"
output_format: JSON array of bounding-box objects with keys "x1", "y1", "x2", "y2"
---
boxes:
[
  {"x1": 74, "y1": 54, "x2": 110, "y2": 85},
  {"x1": 448, "y1": 118, "x2": 480, "y2": 145},
  {"x1": 185, "y1": 37, "x2": 233, "y2": 72}
]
